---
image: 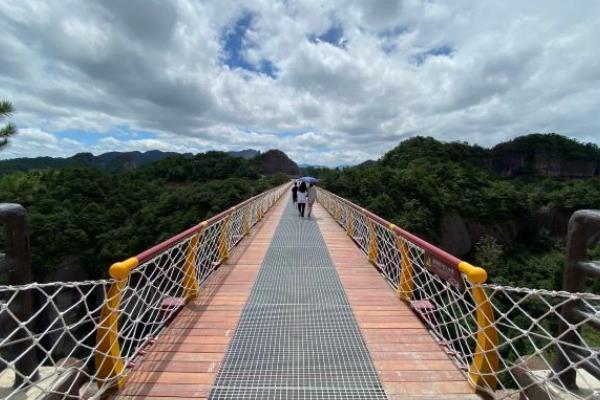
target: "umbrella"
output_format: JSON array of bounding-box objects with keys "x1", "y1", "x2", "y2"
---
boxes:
[{"x1": 299, "y1": 176, "x2": 319, "y2": 184}]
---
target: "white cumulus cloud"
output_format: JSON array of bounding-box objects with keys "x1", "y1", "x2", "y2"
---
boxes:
[{"x1": 0, "y1": 0, "x2": 599, "y2": 166}]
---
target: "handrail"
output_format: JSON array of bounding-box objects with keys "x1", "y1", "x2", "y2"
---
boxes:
[
  {"x1": 316, "y1": 187, "x2": 499, "y2": 393},
  {"x1": 107, "y1": 188, "x2": 283, "y2": 279},
  {"x1": 320, "y1": 189, "x2": 487, "y2": 283},
  {"x1": 95, "y1": 183, "x2": 289, "y2": 389}
]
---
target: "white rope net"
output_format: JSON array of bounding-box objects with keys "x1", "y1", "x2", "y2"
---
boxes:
[
  {"x1": 318, "y1": 188, "x2": 600, "y2": 400},
  {"x1": 0, "y1": 184, "x2": 288, "y2": 399}
]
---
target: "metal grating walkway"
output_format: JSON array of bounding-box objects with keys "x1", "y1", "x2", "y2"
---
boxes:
[{"x1": 208, "y1": 199, "x2": 388, "y2": 399}]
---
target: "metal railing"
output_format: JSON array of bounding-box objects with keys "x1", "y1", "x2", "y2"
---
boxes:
[
  {"x1": 0, "y1": 183, "x2": 288, "y2": 399},
  {"x1": 317, "y1": 187, "x2": 600, "y2": 400}
]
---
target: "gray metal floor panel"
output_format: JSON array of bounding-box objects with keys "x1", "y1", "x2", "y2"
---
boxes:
[{"x1": 209, "y1": 200, "x2": 387, "y2": 399}]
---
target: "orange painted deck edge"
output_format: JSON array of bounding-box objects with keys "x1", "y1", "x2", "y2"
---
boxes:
[
  {"x1": 313, "y1": 203, "x2": 480, "y2": 400},
  {"x1": 113, "y1": 195, "x2": 288, "y2": 400}
]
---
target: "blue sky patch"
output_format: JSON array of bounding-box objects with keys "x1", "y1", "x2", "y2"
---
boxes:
[
  {"x1": 379, "y1": 25, "x2": 408, "y2": 54},
  {"x1": 223, "y1": 13, "x2": 276, "y2": 77},
  {"x1": 55, "y1": 126, "x2": 157, "y2": 145},
  {"x1": 412, "y1": 44, "x2": 454, "y2": 65},
  {"x1": 309, "y1": 25, "x2": 346, "y2": 48}
]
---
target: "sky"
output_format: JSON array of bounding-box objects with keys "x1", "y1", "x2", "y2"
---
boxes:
[{"x1": 0, "y1": 0, "x2": 599, "y2": 166}]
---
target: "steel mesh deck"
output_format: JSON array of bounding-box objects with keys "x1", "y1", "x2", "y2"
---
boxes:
[{"x1": 209, "y1": 200, "x2": 387, "y2": 399}]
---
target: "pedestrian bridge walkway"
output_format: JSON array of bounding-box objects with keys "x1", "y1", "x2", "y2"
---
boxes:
[
  {"x1": 1, "y1": 183, "x2": 598, "y2": 400},
  {"x1": 116, "y1": 195, "x2": 474, "y2": 399}
]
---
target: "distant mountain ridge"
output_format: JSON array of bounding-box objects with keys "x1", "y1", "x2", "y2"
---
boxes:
[
  {"x1": 382, "y1": 133, "x2": 600, "y2": 177},
  {"x1": 227, "y1": 149, "x2": 261, "y2": 160},
  {"x1": 0, "y1": 149, "x2": 264, "y2": 176}
]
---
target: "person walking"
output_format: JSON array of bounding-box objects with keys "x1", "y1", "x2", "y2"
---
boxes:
[
  {"x1": 306, "y1": 183, "x2": 317, "y2": 217},
  {"x1": 297, "y1": 181, "x2": 307, "y2": 217},
  {"x1": 291, "y1": 181, "x2": 298, "y2": 204}
]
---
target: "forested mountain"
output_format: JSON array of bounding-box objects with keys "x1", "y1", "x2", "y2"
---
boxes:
[
  {"x1": 305, "y1": 133, "x2": 600, "y2": 292},
  {"x1": 0, "y1": 149, "x2": 263, "y2": 176},
  {"x1": 0, "y1": 151, "x2": 288, "y2": 282},
  {"x1": 228, "y1": 149, "x2": 261, "y2": 159},
  {"x1": 1, "y1": 133, "x2": 598, "y2": 292},
  {"x1": 256, "y1": 149, "x2": 300, "y2": 175}
]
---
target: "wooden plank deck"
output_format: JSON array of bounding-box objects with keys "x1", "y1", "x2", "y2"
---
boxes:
[
  {"x1": 114, "y1": 194, "x2": 477, "y2": 399},
  {"x1": 113, "y1": 197, "x2": 287, "y2": 399},
  {"x1": 314, "y1": 202, "x2": 479, "y2": 400}
]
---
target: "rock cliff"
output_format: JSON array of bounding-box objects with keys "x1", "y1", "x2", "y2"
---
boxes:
[{"x1": 255, "y1": 149, "x2": 300, "y2": 175}]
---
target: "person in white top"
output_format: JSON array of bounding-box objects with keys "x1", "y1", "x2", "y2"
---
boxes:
[
  {"x1": 297, "y1": 181, "x2": 307, "y2": 217},
  {"x1": 306, "y1": 183, "x2": 317, "y2": 217}
]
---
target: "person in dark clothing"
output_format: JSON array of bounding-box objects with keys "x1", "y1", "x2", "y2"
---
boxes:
[
  {"x1": 297, "y1": 181, "x2": 307, "y2": 217},
  {"x1": 291, "y1": 182, "x2": 298, "y2": 204}
]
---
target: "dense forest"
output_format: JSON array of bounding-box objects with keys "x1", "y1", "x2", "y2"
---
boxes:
[
  {"x1": 1, "y1": 133, "x2": 599, "y2": 293},
  {"x1": 0, "y1": 151, "x2": 287, "y2": 282},
  {"x1": 304, "y1": 134, "x2": 600, "y2": 292}
]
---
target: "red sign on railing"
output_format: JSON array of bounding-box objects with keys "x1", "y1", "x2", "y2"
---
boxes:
[{"x1": 426, "y1": 256, "x2": 464, "y2": 290}]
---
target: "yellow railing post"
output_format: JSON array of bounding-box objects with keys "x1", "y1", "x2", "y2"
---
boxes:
[
  {"x1": 346, "y1": 207, "x2": 354, "y2": 238},
  {"x1": 242, "y1": 206, "x2": 250, "y2": 236},
  {"x1": 389, "y1": 224, "x2": 413, "y2": 301},
  {"x1": 458, "y1": 262, "x2": 500, "y2": 392},
  {"x1": 182, "y1": 223, "x2": 206, "y2": 300},
  {"x1": 258, "y1": 202, "x2": 264, "y2": 221},
  {"x1": 367, "y1": 218, "x2": 378, "y2": 265},
  {"x1": 95, "y1": 257, "x2": 139, "y2": 388},
  {"x1": 219, "y1": 215, "x2": 231, "y2": 261},
  {"x1": 334, "y1": 203, "x2": 341, "y2": 222}
]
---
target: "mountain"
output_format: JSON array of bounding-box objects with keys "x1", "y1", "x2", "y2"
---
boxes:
[
  {"x1": 0, "y1": 148, "x2": 266, "y2": 176},
  {"x1": 490, "y1": 133, "x2": 599, "y2": 177},
  {"x1": 255, "y1": 149, "x2": 300, "y2": 175},
  {"x1": 314, "y1": 133, "x2": 600, "y2": 292},
  {"x1": 0, "y1": 150, "x2": 191, "y2": 176},
  {"x1": 382, "y1": 133, "x2": 599, "y2": 177},
  {"x1": 227, "y1": 149, "x2": 260, "y2": 159}
]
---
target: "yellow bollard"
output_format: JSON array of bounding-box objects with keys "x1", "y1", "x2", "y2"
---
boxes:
[
  {"x1": 458, "y1": 261, "x2": 499, "y2": 392},
  {"x1": 183, "y1": 224, "x2": 206, "y2": 300},
  {"x1": 242, "y1": 207, "x2": 250, "y2": 236},
  {"x1": 95, "y1": 257, "x2": 139, "y2": 388},
  {"x1": 346, "y1": 208, "x2": 354, "y2": 238},
  {"x1": 219, "y1": 216, "x2": 231, "y2": 261},
  {"x1": 367, "y1": 219, "x2": 378, "y2": 265},
  {"x1": 389, "y1": 224, "x2": 413, "y2": 301}
]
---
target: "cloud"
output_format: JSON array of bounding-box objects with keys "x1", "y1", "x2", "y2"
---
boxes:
[{"x1": 0, "y1": 0, "x2": 599, "y2": 166}]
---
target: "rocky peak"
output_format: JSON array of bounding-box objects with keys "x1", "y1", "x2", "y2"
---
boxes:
[{"x1": 256, "y1": 149, "x2": 299, "y2": 175}]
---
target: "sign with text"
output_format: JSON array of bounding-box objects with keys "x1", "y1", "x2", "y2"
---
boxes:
[{"x1": 425, "y1": 255, "x2": 464, "y2": 290}]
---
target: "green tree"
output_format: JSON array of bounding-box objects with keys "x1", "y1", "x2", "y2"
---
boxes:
[
  {"x1": 0, "y1": 100, "x2": 17, "y2": 149},
  {"x1": 474, "y1": 235, "x2": 503, "y2": 271}
]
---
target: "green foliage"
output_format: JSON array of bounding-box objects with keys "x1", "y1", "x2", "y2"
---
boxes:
[
  {"x1": 0, "y1": 153, "x2": 287, "y2": 281},
  {"x1": 318, "y1": 135, "x2": 600, "y2": 292},
  {"x1": 474, "y1": 236, "x2": 503, "y2": 271},
  {"x1": 0, "y1": 100, "x2": 17, "y2": 149},
  {"x1": 492, "y1": 133, "x2": 600, "y2": 160}
]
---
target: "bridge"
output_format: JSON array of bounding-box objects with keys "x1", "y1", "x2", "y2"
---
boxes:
[{"x1": 0, "y1": 183, "x2": 599, "y2": 399}]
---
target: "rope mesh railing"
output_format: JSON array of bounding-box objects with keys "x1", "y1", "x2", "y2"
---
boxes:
[
  {"x1": 0, "y1": 183, "x2": 288, "y2": 399},
  {"x1": 317, "y1": 187, "x2": 599, "y2": 400}
]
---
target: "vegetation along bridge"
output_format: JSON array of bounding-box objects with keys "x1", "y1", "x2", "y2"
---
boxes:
[{"x1": 0, "y1": 183, "x2": 599, "y2": 399}]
